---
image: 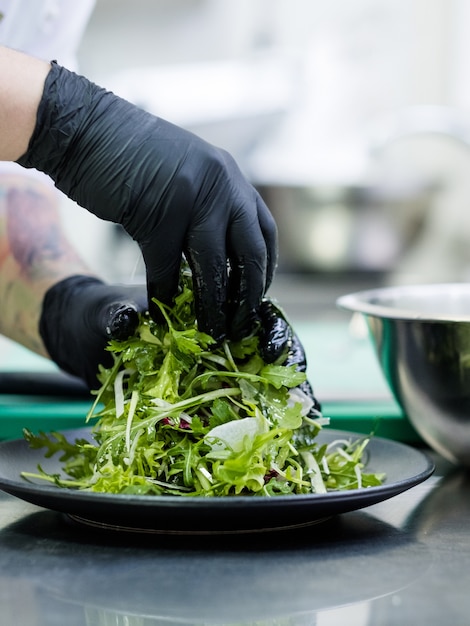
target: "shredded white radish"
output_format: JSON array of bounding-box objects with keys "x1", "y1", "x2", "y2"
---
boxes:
[
  {"x1": 301, "y1": 451, "x2": 327, "y2": 493},
  {"x1": 150, "y1": 398, "x2": 173, "y2": 408},
  {"x1": 125, "y1": 390, "x2": 139, "y2": 454},
  {"x1": 199, "y1": 467, "x2": 213, "y2": 481},
  {"x1": 336, "y1": 447, "x2": 354, "y2": 463},
  {"x1": 179, "y1": 412, "x2": 192, "y2": 424},
  {"x1": 288, "y1": 388, "x2": 314, "y2": 417},
  {"x1": 127, "y1": 427, "x2": 144, "y2": 467},
  {"x1": 326, "y1": 439, "x2": 352, "y2": 452},
  {"x1": 205, "y1": 415, "x2": 268, "y2": 454},
  {"x1": 308, "y1": 416, "x2": 331, "y2": 428},
  {"x1": 146, "y1": 478, "x2": 190, "y2": 491},
  {"x1": 355, "y1": 464, "x2": 363, "y2": 488},
  {"x1": 114, "y1": 368, "x2": 134, "y2": 418}
]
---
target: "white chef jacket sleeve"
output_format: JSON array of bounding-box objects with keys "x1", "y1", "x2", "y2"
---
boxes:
[
  {"x1": 0, "y1": 0, "x2": 95, "y2": 179},
  {"x1": 0, "y1": 0, "x2": 95, "y2": 69}
]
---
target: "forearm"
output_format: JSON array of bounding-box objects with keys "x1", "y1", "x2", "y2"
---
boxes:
[
  {"x1": 0, "y1": 173, "x2": 93, "y2": 356},
  {"x1": 0, "y1": 46, "x2": 50, "y2": 161}
]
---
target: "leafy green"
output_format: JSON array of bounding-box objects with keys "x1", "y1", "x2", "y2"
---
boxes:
[{"x1": 22, "y1": 267, "x2": 384, "y2": 497}]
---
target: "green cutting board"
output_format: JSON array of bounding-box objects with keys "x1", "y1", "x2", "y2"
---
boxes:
[{"x1": 0, "y1": 324, "x2": 420, "y2": 443}]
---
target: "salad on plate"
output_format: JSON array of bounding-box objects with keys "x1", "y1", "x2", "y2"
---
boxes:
[{"x1": 23, "y1": 267, "x2": 384, "y2": 497}]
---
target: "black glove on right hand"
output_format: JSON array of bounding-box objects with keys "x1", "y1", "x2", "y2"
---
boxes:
[
  {"x1": 17, "y1": 62, "x2": 278, "y2": 344},
  {"x1": 258, "y1": 299, "x2": 322, "y2": 417}
]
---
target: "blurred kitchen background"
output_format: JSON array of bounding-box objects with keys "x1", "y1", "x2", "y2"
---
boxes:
[{"x1": 57, "y1": 0, "x2": 470, "y2": 321}]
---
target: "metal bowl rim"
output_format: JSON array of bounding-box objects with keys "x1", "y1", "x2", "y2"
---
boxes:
[{"x1": 337, "y1": 282, "x2": 470, "y2": 322}]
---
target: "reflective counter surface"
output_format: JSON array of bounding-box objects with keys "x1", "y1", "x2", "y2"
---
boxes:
[{"x1": 0, "y1": 452, "x2": 469, "y2": 626}]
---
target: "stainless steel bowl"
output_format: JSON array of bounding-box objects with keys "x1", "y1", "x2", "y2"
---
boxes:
[{"x1": 337, "y1": 283, "x2": 470, "y2": 466}]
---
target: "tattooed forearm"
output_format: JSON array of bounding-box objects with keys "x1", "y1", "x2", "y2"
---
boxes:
[
  {"x1": 6, "y1": 185, "x2": 85, "y2": 279},
  {"x1": 0, "y1": 174, "x2": 92, "y2": 356}
]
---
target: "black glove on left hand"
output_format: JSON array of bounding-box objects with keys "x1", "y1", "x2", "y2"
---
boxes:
[{"x1": 39, "y1": 275, "x2": 148, "y2": 389}]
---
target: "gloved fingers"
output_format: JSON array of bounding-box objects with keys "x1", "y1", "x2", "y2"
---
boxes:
[
  {"x1": 140, "y1": 234, "x2": 186, "y2": 322},
  {"x1": 144, "y1": 217, "x2": 270, "y2": 344},
  {"x1": 284, "y1": 325, "x2": 307, "y2": 372},
  {"x1": 184, "y1": 230, "x2": 228, "y2": 344},
  {"x1": 256, "y1": 194, "x2": 279, "y2": 292},
  {"x1": 142, "y1": 224, "x2": 230, "y2": 343},
  {"x1": 104, "y1": 303, "x2": 140, "y2": 340},
  {"x1": 286, "y1": 326, "x2": 322, "y2": 414},
  {"x1": 99, "y1": 284, "x2": 148, "y2": 340},
  {"x1": 227, "y1": 255, "x2": 266, "y2": 342},
  {"x1": 257, "y1": 298, "x2": 322, "y2": 414},
  {"x1": 225, "y1": 208, "x2": 271, "y2": 341},
  {"x1": 185, "y1": 198, "x2": 272, "y2": 342},
  {"x1": 225, "y1": 187, "x2": 278, "y2": 340},
  {"x1": 257, "y1": 299, "x2": 293, "y2": 364}
]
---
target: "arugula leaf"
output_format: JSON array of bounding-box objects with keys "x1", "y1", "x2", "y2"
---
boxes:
[{"x1": 259, "y1": 364, "x2": 307, "y2": 389}]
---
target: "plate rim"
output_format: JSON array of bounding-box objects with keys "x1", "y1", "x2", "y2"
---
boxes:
[{"x1": 0, "y1": 427, "x2": 435, "y2": 507}]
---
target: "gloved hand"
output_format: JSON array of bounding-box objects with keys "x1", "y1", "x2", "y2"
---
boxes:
[
  {"x1": 258, "y1": 299, "x2": 322, "y2": 417},
  {"x1": 17, "y1": 62, "x2": 278, "y2": 344},
  {"x1": 39, "y1": 275, "x2": 148, "y2": 389}
]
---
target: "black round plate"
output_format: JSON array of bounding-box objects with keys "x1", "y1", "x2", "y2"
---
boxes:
[{"x1": 0, "y1": 428, "x2": 434, "y2": 534}]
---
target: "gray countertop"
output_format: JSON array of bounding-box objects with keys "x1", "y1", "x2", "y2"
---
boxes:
[{"x1": 0, "y1": 451, "x2": 469, "y2": 626}]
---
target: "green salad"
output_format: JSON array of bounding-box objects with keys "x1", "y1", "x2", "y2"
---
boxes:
[{"x1": 23, "y1": 269, "x2": 384, "y2": 496}]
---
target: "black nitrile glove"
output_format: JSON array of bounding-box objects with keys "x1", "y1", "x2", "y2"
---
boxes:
[
  {"x1": 39, "y1": 275, "x2": 148, "y2": 389},
  {"x1": 17, "y1": 62, "x2": 278, "y2": 343},
  {"x1": 258, "y1": 299, "x2": 322, "y2": 417}
]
